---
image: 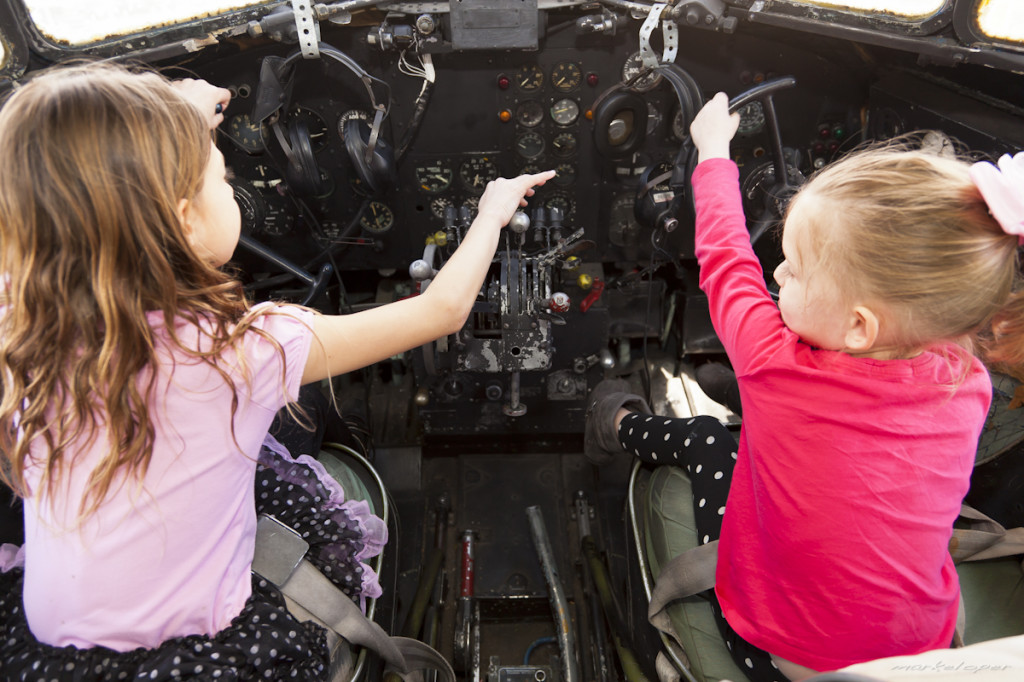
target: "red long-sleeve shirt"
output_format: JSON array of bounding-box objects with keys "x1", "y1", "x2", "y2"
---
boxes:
[{"x1": 693, "y1": 158, "x2": 990, "y2": 671}]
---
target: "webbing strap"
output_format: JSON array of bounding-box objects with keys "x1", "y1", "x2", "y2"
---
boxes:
[
  {"x1": 253, "y1": 515, "x2": 454, "y2": 682},
  {"x1": 647, "y1": 539, "x2": 718, "y2": 634}
]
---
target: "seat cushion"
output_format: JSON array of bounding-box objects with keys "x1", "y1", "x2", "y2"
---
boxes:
[
  {"x1": 957, "y1": 557, "x2": 1024, "y2": 645},
  {"x1": 644, "y1": 465, "x2": 748, "y2": 682}
]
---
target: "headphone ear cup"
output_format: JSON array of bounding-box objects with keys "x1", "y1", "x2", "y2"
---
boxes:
[
  {"x1": 592, "y1": 90, "x2": 649, "y2": 160},
  {"x1": 345, "y1": 119, "x2": 396, "y2": 194},
  {"x1": 284, "y1": 119, "x2": 325, "y2": 198}
]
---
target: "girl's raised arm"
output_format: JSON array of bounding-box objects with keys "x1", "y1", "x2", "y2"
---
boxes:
[
  {"x1": 301, "y1": 170, "x2": 556, "y2": 385},
  {"x1": 690, "y1": 92, "x2": 740, "y2": 164}
]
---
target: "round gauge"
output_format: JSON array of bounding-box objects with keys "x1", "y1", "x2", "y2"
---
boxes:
[
  {"x1": 551, "y1": 132, "x2": 577, "y2": 159},
  {"x1": 251, "y1": 163, "x2": 285, "y2": 192},
  {"x1": 512, "y1": 64, "x2": 544, "y2": 92},
  {"x1": 646, "y1": 102, "x2": 663, "y2": 135},
  {"x1": 544, "y1": 192, "x2": 574, "y2": 219},
  {"x1": 609, "y1": 193, "x2": 642, "y2": 248},
  {"x1": 286, "y1": 106, "x2": 328, "y2": 150},
  {"x1": 231, "y1": 179, "x2": 266, "y2": 235},
  {"x1": 741, "y1": 161, "x2": 805, "y2": 217},
  {"x1": 226, "y1": 114, "x2": 264, "y2": 154},
  {"x1": 460, "y1": 157, "x2": 499, "y2": 192},
  {"x1": 462, "y1": 196, "x2": 480, "y2": 215},
  {"x1": 520, "y1": 163, "x2": 543, "y2": 176},
  {"x1": 360, "y1": 201, "x2": 394, "y2": 233},
  {"x1": 553, "y1": 163, "x2": 576, "y2": 186},
  {"x1": 515, "y1": 131, "x2": 545, "y2": 159},
  {"x1": 672, "y1": 108, "x2": 689, "y2": 142},
  {"x1": 737, "y1": 101, "x2": 766, "y2": 135},
  {"x1": 622, "y1": 52, "x2": 661, "y2": 92},
  {"x1": 550, "y1": 98, "x2": 580, "y2": 127},
  {"x1": 430, "y1": 195, "x2": 454, "y2": 219},
  {"x1": 551, "y1": 62, "x2": 582, "y2": 92},
  {"x1": 415, "y1": 160, "x2": 454, "y2": 193},
  {"x1": 516, "y1": 100, "x2": 545, "y2": 128},
  {"x1": 337, "y1": 109, "x2": 370, "y2": 141}
]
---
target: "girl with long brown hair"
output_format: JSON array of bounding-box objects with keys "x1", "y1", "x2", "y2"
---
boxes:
[{"x1": 0, "y1": 61, "x2": 553, "y2": 679}]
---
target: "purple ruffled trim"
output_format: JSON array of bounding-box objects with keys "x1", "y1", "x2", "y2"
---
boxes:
[
  {"x1": 0, "y1": 543, "x2": 23, "y2": 572},
  {"x1": 262, "y1": 434, "x2": 387, "y2": 605}
]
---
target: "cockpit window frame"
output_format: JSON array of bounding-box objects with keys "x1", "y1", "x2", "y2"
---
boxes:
[
  {"x1": 3, "y1": 0, "x2": 282, "y2": 61},
  {"x1": 0, "y1": 1, "x2": 29, "y2": 85},
  {"x1": 953, "y1": 0, "x2": 1024, "y2": 51},
  {"x1": 724, "y1": 0, "x2": 954, "y2": 36}
]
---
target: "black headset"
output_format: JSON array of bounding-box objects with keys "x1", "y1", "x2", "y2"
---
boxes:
[
  {"x1": 592, "y1": 62, "x2": 704, "y2": 232},
  {"x1": 252, "y1": 42, "x2": 396, "y2": 197}
]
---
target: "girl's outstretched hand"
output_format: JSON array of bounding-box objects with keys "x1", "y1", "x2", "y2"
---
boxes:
[
  {"x1": 476, "y1": 170, "x2": 558, "y2": 227},
  {"x1": 690, "y1": 92, "x2": 740, "y2": 164},
  {"x1": 172, "y1": 78, "x2": 232, "y2": 130}
]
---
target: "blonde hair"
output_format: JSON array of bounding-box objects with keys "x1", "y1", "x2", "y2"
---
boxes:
[
  {"x1": 791, "y1": 141, "x2": 1023, "y2": 363},
  {"x1": 0, "y1": 62, "x2": 282, "y2": 516}
]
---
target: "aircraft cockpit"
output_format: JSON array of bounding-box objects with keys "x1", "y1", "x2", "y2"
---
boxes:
[{"x1": 1, "y1": 1, "x2": 1023, "y2": 680}]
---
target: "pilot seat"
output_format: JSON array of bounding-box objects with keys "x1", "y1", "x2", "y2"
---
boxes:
[{"x1": 627, "y1": 371, "x2": 1024, "y2": 682}]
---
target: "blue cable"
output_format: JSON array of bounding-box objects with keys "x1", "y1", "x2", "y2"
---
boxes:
[{"x1": 523, "y1": 636, "x2": 558, "y2": 665}]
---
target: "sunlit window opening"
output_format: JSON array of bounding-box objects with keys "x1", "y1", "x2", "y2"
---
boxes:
[
  {"x1": 789, "y1": 0, "x2": 946, "y2": 18},
  {"x1": 23, "y1": 0, "x2": 269, "y2": 45},
  {"x1": 977, "y1": 0, "x2": 1024, "y2": 43}
]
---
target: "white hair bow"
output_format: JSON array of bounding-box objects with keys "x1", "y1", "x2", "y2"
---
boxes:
[{"x1": 969, "y1": 151, "x2": 1024, "y2": 245}]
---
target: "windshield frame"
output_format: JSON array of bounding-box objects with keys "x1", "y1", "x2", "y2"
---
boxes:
[
  {"x1": 5, "y1": 0, "x2": 283, "y2": 61},
  {"x1": 953, "y1": 0, "x2": 1024, "y2": 51},
  {"x1": 3, "y1": 0, "x2": 1023, "y2": 75},
  {"x1": 0, "y1": 1, "x2": 28, "y2": 84},
  {"x1": 724, "y1": 0, "x2": 954, "y2": 36}
]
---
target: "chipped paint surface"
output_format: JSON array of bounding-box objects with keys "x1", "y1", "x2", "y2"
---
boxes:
[
  {"x1": 790, "y1": 0, "x2": 944, "y2": 18},
  {"x1": 978, "y1": 0, "x2": 1024, "y2": 42},
  {"x1": 23, "y1": 0, "x2": 269, "y2": 45}
]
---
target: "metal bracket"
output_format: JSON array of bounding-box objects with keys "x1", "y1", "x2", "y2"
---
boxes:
[
  {"x1": 291, "y1": 0, "x2": 321, "y2": 58},
  {"x1": 663, "y1": 12, "x2": 679, "y2": 62},
  {"x1": 638, "y1": 3, "x2": 668, "y2": 69}
]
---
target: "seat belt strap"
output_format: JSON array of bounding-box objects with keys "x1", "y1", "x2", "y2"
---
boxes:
[
  {"x1": 648, "y1": 539, "x2": 718, "y2": 633},
  {"x1": 253, "y1": 514, "x2": 455, "y2": 682}
]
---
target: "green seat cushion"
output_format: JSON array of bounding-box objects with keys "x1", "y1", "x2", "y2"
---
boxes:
[
  {"x1": 644, "y1": 465, "x2": 748, "y2": 682},
  {"x1": 318, "y1": 446, "x2": 377, "y2": 513},
  {"x1": 957, "y1": 557, "x2": 1024, "y2": 645}
]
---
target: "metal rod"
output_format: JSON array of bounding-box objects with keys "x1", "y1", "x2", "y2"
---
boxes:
[
  {"x1": 526, "y1": 505, "x2": 580, "y2": 682},
  {"x1": 575, "y1": 493, "x2": 611, "y2": 682}
]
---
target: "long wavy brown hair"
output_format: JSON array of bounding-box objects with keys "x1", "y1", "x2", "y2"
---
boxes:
[{"x1": 0, "y1": 62, "x2": 277, "y2": 517}]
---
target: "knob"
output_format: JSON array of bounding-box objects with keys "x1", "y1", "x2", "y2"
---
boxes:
[
  {"x1": 508, "y1": 210, "x2": 531, "y2": 234},
  {"x1": 409, "y1": 259, "x2": 434, "y2": 281}
]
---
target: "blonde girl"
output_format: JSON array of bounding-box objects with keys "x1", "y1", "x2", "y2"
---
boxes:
[
  {"x1": 586, "y1": 93, "x2": 1022, "y2": 680},
  {"x1": 0, "y1": 61, "x2": 553, "y2": 679}
]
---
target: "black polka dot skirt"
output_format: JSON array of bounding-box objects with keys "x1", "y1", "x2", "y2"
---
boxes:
[
  {"x1": 0, "y1": 569, "x2": 329, "y2": 681},
  {"x1": 0, "y1": 436, "x2": 386, "y2": 680}
]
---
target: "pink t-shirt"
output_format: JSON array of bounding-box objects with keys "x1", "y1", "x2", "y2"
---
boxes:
[
  {"x1": 693, "y1": 159, "x2": 990, "y2": 671},
  {"x1": 22, "y1": 303, "x2": 314, "y2": 651}
]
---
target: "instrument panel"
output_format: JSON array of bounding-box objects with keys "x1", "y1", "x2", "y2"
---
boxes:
[{"x1": 182, "y1": 5, "x2": 1024, "y2": 434}]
